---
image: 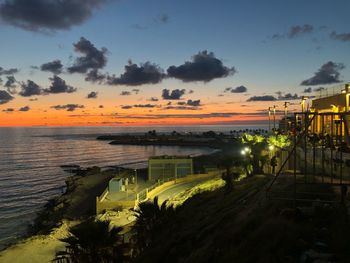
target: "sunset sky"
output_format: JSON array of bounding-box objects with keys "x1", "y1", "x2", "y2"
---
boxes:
[{"x1": 0, "y1": 0, "x2": 349, "y2": 126}]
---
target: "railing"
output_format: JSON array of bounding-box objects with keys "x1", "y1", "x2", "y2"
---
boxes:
[{"x1": 314, "y1": 83, "x2": 347, "y2": 99}]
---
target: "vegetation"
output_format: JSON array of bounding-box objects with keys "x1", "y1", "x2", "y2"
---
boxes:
[
  {"x1": 267, "y1": 134, "x2": 292, "y2": 149},
  {"x1": 54, "y1": 219, "x2": 128, "y2": 263}
]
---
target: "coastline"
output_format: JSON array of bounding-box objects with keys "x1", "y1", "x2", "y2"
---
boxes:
[{"x1": 0, "y1": 145, "x2": 226, "y2": 261}]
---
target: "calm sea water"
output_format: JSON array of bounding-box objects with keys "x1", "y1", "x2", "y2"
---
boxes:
[{"x1": 0, "y1": 124, "x2": 267, "y2": 249}]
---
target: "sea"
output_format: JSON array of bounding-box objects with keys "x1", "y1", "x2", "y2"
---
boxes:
[{"x1": 0, "y1": 124, "x2": 267, "y2": 249}]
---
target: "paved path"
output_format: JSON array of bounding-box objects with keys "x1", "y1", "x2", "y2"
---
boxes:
[{"x1": 156, "y1": 178, "x2": 211, "y2": 204}]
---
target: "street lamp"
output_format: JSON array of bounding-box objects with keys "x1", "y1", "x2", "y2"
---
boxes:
[
  {"x1": 268, "y1": 107, "x2": 271, "y2": 132},
  {"x1": 284, "y1": 102, "x2": 290, "y2": 133},
  {"x1": 301, "y1": 96, "x2": 308, "y2": 113},
  {"x1": 273, "y1": 105, "x2": 277, "y2": 131}
]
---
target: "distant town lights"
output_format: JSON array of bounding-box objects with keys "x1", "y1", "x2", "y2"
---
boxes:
[{"x1": 241, "y1": 147, "x2": 251, "y2": 155}]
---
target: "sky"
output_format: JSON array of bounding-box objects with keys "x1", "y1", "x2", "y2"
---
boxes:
[{"x1": 0, "y1": 0, "x2": 349, "y2": 126}]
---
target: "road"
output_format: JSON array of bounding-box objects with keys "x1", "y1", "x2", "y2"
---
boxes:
[{"x1": 156, "y1": 178, "x2": 211, "y2": 204}]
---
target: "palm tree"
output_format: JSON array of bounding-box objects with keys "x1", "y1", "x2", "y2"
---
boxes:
[
  {"x1": 133, "y1": 197, "x2": 175, "y2": 255},
  {"x1": 54, "y1": 219, "x2": 128, "y2": 263},
  {"x1": 218, "y1": 156, "x2": 241, "y2": 193}
]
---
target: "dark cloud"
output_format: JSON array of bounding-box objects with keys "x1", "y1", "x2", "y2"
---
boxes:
[
  {"x1": 68, "y1": 37, "x2": 108, "y2": 74},
  {"x1": 19, "y1": 80, "x2": 42, "y2": 97},
  {"x1": 187, "y1": 99, "x2": 201, "y2": 106},
  {"x1": 99, "y1": 105, "x2": 104, "y2": 108},
  {"x1": 247, "y1": 95, "x2": 277, "y2": 102},
  {"x1": 4, "y1": 75, "x2": 17, "y2": 94},
  {"x1": 29, "y1": 98, "x2": 38, "y2": 101},
  {"x1": 0, "y1": 0, "x2": 107, "y2": 32},
  {"x1": 107, "y1": 61, "x2": 165, "y2": 86},
  {"x1": 0, "y1": 90, "x2": 14, "y2": 104},
  {"x1": 301, "y1": 61, "x2": 345, "y2": 86},
  {"x1": 330, "y1": 31, "x2": 350, "y2": 42},
  {"x1": 303, "y1": 87, "x2": 312, "y2": 93},
  {"x1": 225, "y1": 85, "x2": 247, "y2": 93},
  {"x1": 314, "y1": 87, "x2": 325, "y2": 92},
  {"x1": 121, "y1": 105, "x2": 133, "y2": 109},
  {"x1": 162, "y1": 89, "x2": 186, "y2": 100},
  {"x1": 51, "y1": 104, "x2": 84, "y2": 111},
  {"x1": 40, "y1": 60, "x2": 63, "y2": 74},
  {"x1": 188, "y1": 89, "x2": 194, "y2": 94},
  {"x1": 0, "y1": 66, "x2": 18, "y2": 75},
  {"x1": 277, "y1": 93, "x2": 301, "y2": 100},
  {"x1": 167, "y1": 50, "x2": 236, "y2": 82},
  {"x1": 132, "y1": 89, "x2": 140, "y2": 94},
  {"x1": 131, "y1": 24, "x2": 147, "y2": 30},
  {"x1": 19, "y1": 106, "x2": 30, "y2": 112},
  {"x1": 288, "y1": 24, "x2": 313, "y2": 38},
  {"x1": 163, "y1": 106, "x2": 201, "y2": 110},
  {"x1": 120, "y1": 91, "x2": 131, "y2": 96},
  {"x1": 44, "y1": 75, "x2": 77, "y2": 94},
  {"x1": 85, "y1": 69, "x2": 106, "y2": 83},
  {"x1": 148, "y1": 97, "x2": 158, "y2": 102},
  {"x1": 87, "y1": 91, "x2": 98, "y2": 99},
  {"x1": 2, "y1": 108, "x2": 14, "y2": 112},
  {"x1": 134, "y1": 104, "x2": 157, "y2": 108}
]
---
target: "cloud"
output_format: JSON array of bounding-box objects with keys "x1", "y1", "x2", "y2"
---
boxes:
[
  {"x1": 85, "y1": 69, "x2": 106, "y2": 83},
  {"x1": 154, "y1": 14, "x2": 169, "y2": 24},
  {"x1": 99, "y1": 105, "x2": 104, "y2": 108},
  {"x1": 148, "y1": 97, "x2": 158, "y2": 102},
  {"x1": 44, "y1": 75, "x2": 77, "y2": 93},
  {"x1": 301, "y1": 61, "x2": 345, "y2": 86},
  {"x1": 19, "y1": 106, "x2": 30, "y2": 112},
  {"x1": 134, "y1": 104, "x2": 157, "y2": 108},
  {"x1": 0, "y1": 0, "x2": 107, "y2": 32},
  {"x1": 19, "y1": 80, "x2": 43, "y2": 97},
  {"x1": 87, "y1": 91, "x2": 98, "y2": 99},
  {"x1": 68, "y1": 37, "x2": 108, "y2": 74},
  {"x1": 131, "y1": 24, "x2": 147, "y2": 30},
  {"x1": 0, "y1": 66, "x2": 18, "y2": 75},
  {"x1": 162, "y1": 89, "x2": 186, "y2": 100},
  {"x1": 288, "y1": 24, "x2": 313, "y2": 38},
  {"x1": 120, "y1": 91, "x2": 131, "y2": 96},
  {"x1": 277, "y1": 93, "x2": 301, "y2": 100},
  {"x1": 167, "y1": 50, "x2": 236, "y2": 82},
  {"x1": 186, "y1": 99, "x2": 201, "y2": 106},
  {"x1": 132, "y1": 89, "x2": 140, "y2": 94},
  {"x1": 330, "y1": 31, "x2": 350, "y2": 42},
  {"x1": 225, "y1": 85, "x2": 247, "y2": 93},
  {"x1": 163, "y1": 106, "x2": 201, "y2": 110},
  {"x1": 40, "y1": 60, "x2": 63, "y2": 74},
  {"x1": 314, "y1": 87, "x2": 325, "y2": 92},
  {"x1": 247, "y1": 95, "x2": 277, "y2": 102},
  {"x1": 121, "y1": 105, "x2": 133, "y2": 109},
  {"x1": 0, "y1": 90, "x2": 14, "y2": 104},
  {"x1": 51, "y1": 104, "x2": 84, "y2": 111},
  {"x1": 2, "y1": 108, "x2": 14, "y2": 112},
  {"x1": 4, "y1": 75, "x2": 17, "y2": 94},
  {"x1": 107, "y1": 61, "x2": 165, "y2": 86},
  {"x1": 303, "y1": 87, "x2": 312, "y2": 93}
]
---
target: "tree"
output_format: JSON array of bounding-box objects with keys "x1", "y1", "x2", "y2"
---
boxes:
[
  {"x1": 267, "y1": 134, "x2": 291, "y2": 149},
  {"x1": 219, "y1": 156, "x2": 241, "y2": 193},
  {"x1": 54, "y1": 219, "x2": 128, "y2": 263},
  {"x1": 133, "y1": 197, "x2": 175, "y2": 255},
  {"x1": 241, "y1": 133, "x2": 267, "y2": 175}
]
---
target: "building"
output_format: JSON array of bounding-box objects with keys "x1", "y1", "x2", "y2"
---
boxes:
[
  {"x1": 309, "y1": 84, "x2": 350, "y2": 143},
  {"x1": 148, "y1": 156, "x2": 193, "y2": 181}
]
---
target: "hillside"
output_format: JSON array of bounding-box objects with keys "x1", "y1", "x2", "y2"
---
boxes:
[{"x1": 136, "y1": 175, "x2": 350, "y2": 263}]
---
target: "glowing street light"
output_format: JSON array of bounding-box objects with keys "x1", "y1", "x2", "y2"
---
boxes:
[
  {"x1": 268, "y1": 145, "x2": 274, "y2": 151},
  {"x1": 268, "y1": 107, "x2": 272, "y2": 132},
  {"x1": 284, "y1": 101, "x2": 290, "y2": 133}
]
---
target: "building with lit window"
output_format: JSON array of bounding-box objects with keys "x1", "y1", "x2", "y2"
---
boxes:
[{"x1": 148, "y1": 156, "x2": 193, "y2": 181}]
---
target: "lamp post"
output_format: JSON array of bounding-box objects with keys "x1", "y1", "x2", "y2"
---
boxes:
[
  {"x1": 268, "y1": 107, "x2": 271, "y2": 132},
  {"x1": 273, "y1": 105, "x2": 277, "y2": 131},
  {"x1": 284, "y1": 102, "x2": 290, "y2": 133}
]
